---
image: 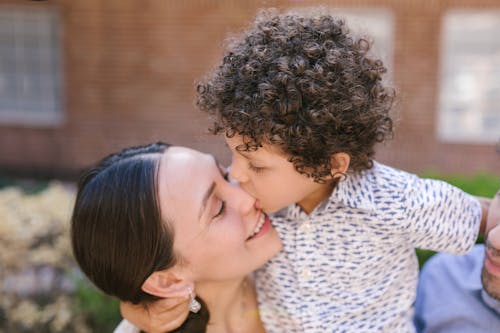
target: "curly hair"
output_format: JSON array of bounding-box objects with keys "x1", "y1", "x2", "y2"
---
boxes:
[{"x1": 196, "y1": 9, "x2": 395, "y2": 181}]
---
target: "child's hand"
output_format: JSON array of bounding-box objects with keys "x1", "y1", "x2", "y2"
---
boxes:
[
  {"x1": 485, "y1": 191, "x2": 500, "y2": 236},
  {"x1": 120, "y1": 296, "x2": 190, "y2": 333}
]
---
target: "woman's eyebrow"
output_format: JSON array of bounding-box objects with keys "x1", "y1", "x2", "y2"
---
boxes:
[{"x1": 199, "y1": 181, "x2": 216, "y2": 220}]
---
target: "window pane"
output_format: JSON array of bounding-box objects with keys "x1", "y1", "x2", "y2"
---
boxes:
[
  {"x1": 0, "y1": 6, "x2": 62, "y2": 126},
  {"x1": 438, "y1": 10, "x2": 500, "y2": 143},
  {"x1": 286, "y1": 7, "x2": 394, "y2": 75}
]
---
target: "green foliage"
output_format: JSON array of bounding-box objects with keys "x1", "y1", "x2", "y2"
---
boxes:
[
  {"x1": 416, "y1": 172, "x2": 499, "y2": 268},
  {"x1": 0, "y1": 175, "x2": 49, "y2": 194},
  {"x1": 73, "y1": 279, "x2": 122, "y2": 332},
  {"x1": 421, "y1": 172, "x2": 499, "y2": 198}
]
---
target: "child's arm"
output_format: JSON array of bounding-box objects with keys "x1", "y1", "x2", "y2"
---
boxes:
[
  {"x1": 120, "y1": 297, "x2": 190, "y2": 333},
  {"x1": 401, "y1": 177, "x2": 485, "y2": 254}
]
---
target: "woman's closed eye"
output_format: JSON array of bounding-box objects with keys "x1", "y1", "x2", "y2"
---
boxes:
[{"x1": 213, "y1": 200, "x2": 226, "y2": 219}]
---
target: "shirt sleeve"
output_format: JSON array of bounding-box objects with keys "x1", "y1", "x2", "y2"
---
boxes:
[{"x1": 400, "y1": 176, "x2": 481, "y2": 253}]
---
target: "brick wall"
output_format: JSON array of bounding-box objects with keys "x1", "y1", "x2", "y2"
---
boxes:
[{"x1": 0, "y1": 0, "x2": 498, "y2": 179}]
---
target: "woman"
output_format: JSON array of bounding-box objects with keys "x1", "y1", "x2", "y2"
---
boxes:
[{"x1": 71, "y1": 142, "x2": 283, "y2": 333}]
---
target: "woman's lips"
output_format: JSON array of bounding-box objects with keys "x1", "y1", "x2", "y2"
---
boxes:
[{"x1": 247, "y1": 215, "x2": 271, "y2": 241}]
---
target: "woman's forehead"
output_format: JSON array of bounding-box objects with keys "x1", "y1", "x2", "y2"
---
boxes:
[
  {"x1": 159, "y1": 147, "x2": 216, "y2": 192},
  {"x1": 161, "y1": 146, "x2": 214, "y2": 170},
  {"x1": 157, "y1": 147, "x2": 219, "y2": 233}
]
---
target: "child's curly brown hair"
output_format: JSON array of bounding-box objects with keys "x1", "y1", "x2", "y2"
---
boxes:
[{"x1": 196, "y1": 9, "x2": 395, "y2": 182}]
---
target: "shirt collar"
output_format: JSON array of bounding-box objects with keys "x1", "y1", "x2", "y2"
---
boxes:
[
  {"x1": 481, "y1": 290, "x2": 500, "y2": 315},
  {"x1": 461, "y1": 246, "x2": 483, "y2": 291},
  {"x1": 463, "y1": 247, "x2": 500, "y2": 315},
  {"x1": 326, "y1": 163, "x2": 376, "y2": 212},
  {"x1": 285, "y1": 162, "x2": 377, "y2": 219}
]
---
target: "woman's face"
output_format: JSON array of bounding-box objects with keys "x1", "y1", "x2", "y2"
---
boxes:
[{"x1": 157, "y1": 147, "x2": 282, "y2": 282}]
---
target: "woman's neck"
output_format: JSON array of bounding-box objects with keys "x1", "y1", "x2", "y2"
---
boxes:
[{"x1": 196, "y1": 276, "x2": 264, "y2": 333}]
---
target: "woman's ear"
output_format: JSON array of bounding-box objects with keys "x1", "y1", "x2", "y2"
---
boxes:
[
  {"x1": 141, "y1": 270, "x2": 193, "y2": 299},
  {"x1": 330, "y1": 153, "x2": 350, "y2": 176}
]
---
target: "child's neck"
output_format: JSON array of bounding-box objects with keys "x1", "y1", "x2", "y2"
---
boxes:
[
  {"x1": 297, "y1": 180, "x2": 337, "y2": 214},
  {"x1": 197, "y1": 277, "x2": 265, "y2": 333}
]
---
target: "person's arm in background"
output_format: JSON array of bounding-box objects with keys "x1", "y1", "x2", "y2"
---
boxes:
[
  {"x1": 120, "y1": 296, "x2": 190, "y2": 333},
  {"x1": 477, "y1": 196, "x2": 492, "y2": 235}
]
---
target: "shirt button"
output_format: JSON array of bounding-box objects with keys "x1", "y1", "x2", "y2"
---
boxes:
[
  {"x1": 300, "y1": 269, "x2": 312, "y2": 280},
  {"x1": 299, "y1": 222, "x2": 312, "y2": 233}
]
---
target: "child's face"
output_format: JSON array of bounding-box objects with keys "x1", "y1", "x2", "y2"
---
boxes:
[{"x1": 225, "y1": 135, "x2": 335, "y2": 214}]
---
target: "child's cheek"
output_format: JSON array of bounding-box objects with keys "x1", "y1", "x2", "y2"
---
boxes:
[{"x1": 488, "y1": 224, "x2": 500, "y2": 251}]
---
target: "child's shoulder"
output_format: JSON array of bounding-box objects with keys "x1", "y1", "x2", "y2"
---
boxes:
[
  {"x1": 334, "y1": 161, "x2": 417, "y2": 211},
  {"x1": 361, "y1": 161, "x2": 419, "y2": 189},
  {"x1": 366, "y1": 162, "x2": 459, "y2": 200}
]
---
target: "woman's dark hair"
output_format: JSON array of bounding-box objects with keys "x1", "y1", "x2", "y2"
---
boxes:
[
  {"x1": 197, "y1": 9, "x2": 395, "y2": 182},
  {"x1": 71, "y1": 142, "x2": 209, "y2": 332}
]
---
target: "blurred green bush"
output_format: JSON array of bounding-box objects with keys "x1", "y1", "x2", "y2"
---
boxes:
[
  {"x1": 73, "y1": 279, "x2": 121, "y2": 332},
  {"x1": 0, "y1": 181, "x2": 121, "y2": 332}
]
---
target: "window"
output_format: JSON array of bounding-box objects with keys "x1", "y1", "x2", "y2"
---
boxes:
[
  {"x1": 334, "y1": 8, "x2": 394, "y2": 74},
  {"x1": 438, "y1": 10, "x2": 500, "y2": 143},
  {"x1": 290, "y1": 7, "x2": 394, "y2": 74},
  {"x1": 0, "y1": 6, "x2": 63, "y2": 126}
]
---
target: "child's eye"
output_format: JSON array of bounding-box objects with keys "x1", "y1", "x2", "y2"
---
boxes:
[
  {"x1": 213, "y1": 201, "x2": 226, "y2": 219},
  {"x1": 248, "y1": 162, "x2": 265, "y2": 173}
]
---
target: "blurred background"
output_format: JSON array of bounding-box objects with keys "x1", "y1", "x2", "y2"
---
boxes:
[{"x1": 0, "y1": 0, "x2": 499, "y2": 332}]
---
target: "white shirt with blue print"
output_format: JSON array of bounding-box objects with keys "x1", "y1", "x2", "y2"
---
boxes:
[{"x1": 254, "y1": 161, "x2": 481, "y2": 333}]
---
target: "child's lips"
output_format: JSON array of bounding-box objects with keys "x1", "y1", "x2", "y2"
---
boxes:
[{"x1": 254, "y1": 199, "x2": 262, "y2": 210}]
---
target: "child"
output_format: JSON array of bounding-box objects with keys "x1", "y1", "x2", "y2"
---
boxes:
[{"x1": 121, "y1": 9, "x2": 488, "y2": 333}]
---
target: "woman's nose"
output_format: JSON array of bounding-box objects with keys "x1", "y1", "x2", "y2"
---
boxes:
[{"x1": 235, "y1": 187, "x2": 256, "y2": 216}]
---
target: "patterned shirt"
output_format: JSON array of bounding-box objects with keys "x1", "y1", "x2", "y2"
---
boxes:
[
  {"x1": 415, "y1": 245, "x2": 500, "y2": 333},
  {"x1": 255, "y1": 162, "x2": 481, "y2": 333}
]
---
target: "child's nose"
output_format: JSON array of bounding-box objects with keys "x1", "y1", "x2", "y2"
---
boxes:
[{"x1": 229, "y1": 158, "x2": 249, "y2": 184}]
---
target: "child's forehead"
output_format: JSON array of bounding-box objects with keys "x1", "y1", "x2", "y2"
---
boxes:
[{"x1": 224, "y1": 133, "x2": 288, "y2": 158}]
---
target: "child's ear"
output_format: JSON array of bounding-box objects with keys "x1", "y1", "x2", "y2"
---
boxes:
[
  {"x1": 330, "y1": 153, "x2": 350, "y2": 176},
  {"x1": 141, "y1": 269, "x2": 193, "y2": 299}
]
